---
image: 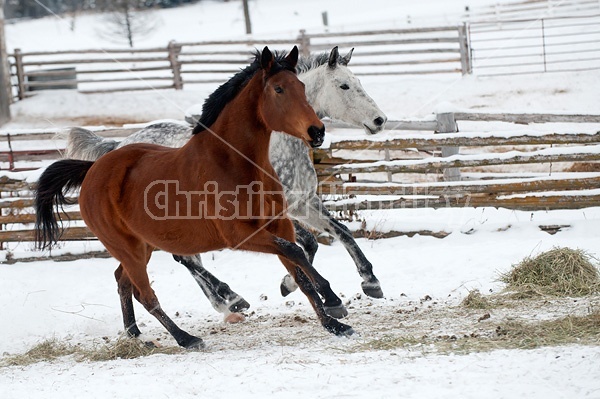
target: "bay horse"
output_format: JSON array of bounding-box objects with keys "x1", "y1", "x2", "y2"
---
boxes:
[
  {"x1": 65, "y1": 47, "x2": 387, "y2": 318},
  {"x1": 35, "y1": 46, "x2": 354, "y2": 349}
]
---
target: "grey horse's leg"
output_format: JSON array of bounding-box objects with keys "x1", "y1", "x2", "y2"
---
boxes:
[
  {"x1": 280, "y1": 221, "x2": 319, "y2": 297},
  {"x1": 173, "y1": 254, "x2": 250, "y2": 314},
  {"x1": 293, "y1": 220, "x2": 319, "y2": 263},
  {"x1": 281, "y1": 197, "x2": 383, "y2": 298}
]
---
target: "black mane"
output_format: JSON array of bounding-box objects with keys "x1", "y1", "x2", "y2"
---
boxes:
[{"x1": 192, "y1": 50, "x2": 296, "y2": 134}]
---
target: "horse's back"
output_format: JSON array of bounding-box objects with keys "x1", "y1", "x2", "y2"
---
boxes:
[
  {"x1": 119, "y1": 122, "x2": 192, "y2": 149},
  {"x1": 79, "y1": 143, "x2": 180, "y2": 222}
]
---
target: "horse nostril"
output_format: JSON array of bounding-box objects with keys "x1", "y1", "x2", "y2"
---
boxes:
[
  {"x1": 318, "y1": 125, "x2": 325, "y2": 137},
  {"x1": 308, "y1": 125, "x2": 325, "y2": 147},
  {"x1": 374, "y1": 116, "x2": 385, "y2": 127}
]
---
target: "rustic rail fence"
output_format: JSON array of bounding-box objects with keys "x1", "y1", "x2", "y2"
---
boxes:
[
  {"x1": 1, "y1": 112, "x2": 600, "y2": 250},
  {"x1": 7, "y1": 25, "x2": 469, "y2": 100},
  {"x1": 315, "y1": 112, "x2": 600, "y2": 214},
  {"x1": 8, "y1": 13, "x2": 600, "y2": 99}
]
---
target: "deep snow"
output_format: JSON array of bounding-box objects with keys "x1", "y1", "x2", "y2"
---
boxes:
[{"x1": 2, "y1": 1, "x2": 600, "y2": 398}]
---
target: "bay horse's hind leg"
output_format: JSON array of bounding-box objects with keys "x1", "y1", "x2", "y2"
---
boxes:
[
  {"x1": 115, "y1": 265, "x2": 142, "y2": 337},
  {"x1": 173, "y1": 254, "x2": 250, "y2": 314},
  {"x1": 110, "y1": 242, "x2": 204, "y2": 349}
]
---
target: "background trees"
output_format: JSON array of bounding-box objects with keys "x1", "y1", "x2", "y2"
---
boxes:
[{"x1": 3, "y1": 0, "x2": 199, "y2": 20}]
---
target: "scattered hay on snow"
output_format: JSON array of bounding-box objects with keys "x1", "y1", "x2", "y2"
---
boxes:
[
  {"x1": 1, "y1": 336, "x2": 183, "y2": 367},
  {"x1": 0, "y1": 338, "x2": 77, "y2": 366},
  {"x1": 500, "y1": 247, "x2": 600, "y2": 297},
  {"x1": 461, "y1": 289, "x2": 492, "y2": 309},
  {"x1": 357, "y1": 309, "x2": 600, "y2": 354},
  {"x1": 81, "y1": 336, "x2": 183, "y2": 362}
]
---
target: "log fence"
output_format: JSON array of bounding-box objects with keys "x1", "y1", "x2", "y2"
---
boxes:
[
  {"x1": 0, "y1": 112, "x2": 599, "y2": 251},
  {"x1": 7, "y1": 25, "x2": 468, "y2": 100},
  {"x1": 7, "y1": 13, "x2": 600, "y2": 100}
]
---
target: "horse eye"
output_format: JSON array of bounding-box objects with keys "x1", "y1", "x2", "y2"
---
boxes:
[
  {"x1": 274, "y1": 86, "x2": 284, "y2": 94},
  {"x1": 340, "y1": 84, "x2": 350, "y2": 90}
]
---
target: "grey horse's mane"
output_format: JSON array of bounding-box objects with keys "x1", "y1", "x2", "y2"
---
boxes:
[{"x1": 296, "y1": 51, "x2": 346, "y2": 74}]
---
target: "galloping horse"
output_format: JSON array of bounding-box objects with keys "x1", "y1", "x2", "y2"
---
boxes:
[
  {"x1": 35, "y1": 47, "x2": 354, "y2": 349},
  {"x1": 65, "y1": 47, "x2": 387, "y2": 318}
]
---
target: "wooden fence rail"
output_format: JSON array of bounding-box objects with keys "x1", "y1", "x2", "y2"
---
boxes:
[
  {"x1": 0, "y1": 112, "x2": 600, "y2": 247},
  {"x1": 7, "y1": 14, "x2": 600, "y2": 100},
  {"x1": 7, "y1": 25, "x2": 468, "y2": 100}
]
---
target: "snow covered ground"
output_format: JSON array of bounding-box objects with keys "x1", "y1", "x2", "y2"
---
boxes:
[{"x1": 2, "y1": 1, "x2": 600, "y2": 398}]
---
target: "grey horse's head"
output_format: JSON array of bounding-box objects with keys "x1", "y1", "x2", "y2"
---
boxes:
[{"x1": 300, "y1": 46, "x2": 387, "y2": 134}]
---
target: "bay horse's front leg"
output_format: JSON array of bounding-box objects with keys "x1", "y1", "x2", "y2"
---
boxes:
[
  {"x1": 236, "y1": 226, "x2": 353, "y2": 336},
  {"x1": 274, "y1": 239, "x2": 353, "y2": 336},
  {"x1": 274, "y1": 237, "x2": 348, "y2": 319},
  {"x1": 305, "y1": 196, "x2": 384, "y2": 298},
  {"x1": 173, "y1": 254, "x2": 250, "y2": 314}
]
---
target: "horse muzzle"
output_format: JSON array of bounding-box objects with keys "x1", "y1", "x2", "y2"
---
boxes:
[
  {"x1": 363, "y1": 115, "x2": 387, "y2": 135},
  {"x1": 308, "y1": 125, "x2": 325, "y2": 148}
]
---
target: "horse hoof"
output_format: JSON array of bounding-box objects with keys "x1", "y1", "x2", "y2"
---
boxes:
[
  {"x1": 228, "y1": 297, "x2": 250, "y2": 313},
  {"x1": 184, "y1": 337, "x2": 205, "y2": 350},
  {"x1": 224, "y1": 312, "x2": 246, "y2": 324},
  {"x1": 339, "y1": 326, "x2": 355, "y2": 337},
  {"x1": 361, "y1": 281, "x2": 384, "y2": 299},
  {"x1": 280, "y1": 274, "x2": 298, "y2": 297},
  {"x1": 126, "y1": 325, "x2": 142, "y2": 338},
  {"x1": 325, "y1": 321, "x2": 354, "y2": 337},
  {"x1": 143, "y1": 340, "x2": 160, "y2": 348},
  {"x1": 324, "y1": 304, "x2": 348, "y2": 319}
]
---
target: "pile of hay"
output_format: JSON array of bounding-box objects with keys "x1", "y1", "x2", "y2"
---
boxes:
[{"x1": 500, "y1": 247, "x2": 600, "y2": 296}]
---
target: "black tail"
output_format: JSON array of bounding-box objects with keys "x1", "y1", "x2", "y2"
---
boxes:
[{"x1": 34, "y1": 159, "x2": 94, "y2": 250}]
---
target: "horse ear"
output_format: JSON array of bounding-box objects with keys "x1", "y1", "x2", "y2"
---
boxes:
[
  {"x1": 285, "y1": 46, "x2": 299, "y2": 68},
  {"x1": 328, "y1": 46, "x2": 339, "y2": 69},
  {"x1": 261, "y1": 46, "x2": 274, "y2": 70},
  {"x1": 340, "y1": 48, "x2": 354, "y2": 66}
]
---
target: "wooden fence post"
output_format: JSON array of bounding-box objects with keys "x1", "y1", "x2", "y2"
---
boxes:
[
  {"x1": 242, "y1": 0, "x2": 252, "y2": 35},
  {"x1": 13, "y1": 49, "x2": 26, "y2": 100},
  {"x1": 167, "y1": 41, "x2": 183, "y2": 90},
  {"x1": 458, "y1": 23, "x2": 471, "y2": 75},
  {"x1": 436, "y1": 112, "x2": 461, "y2": 181},
  {"x1": 0, "y1": 0, "x2": 10, "y2": 125},
  {"x1": 297, "y1": 29, "x2": 311, "y2": 57}
]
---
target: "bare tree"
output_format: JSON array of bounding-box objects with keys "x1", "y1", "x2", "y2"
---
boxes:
[{"x1": 97, "y1": 0, "x2": 160, "y2": 48}]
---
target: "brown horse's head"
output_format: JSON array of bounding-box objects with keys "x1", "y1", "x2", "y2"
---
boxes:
[{"x1": 258, "y1": 46, "x2": 325, "y2": 148}]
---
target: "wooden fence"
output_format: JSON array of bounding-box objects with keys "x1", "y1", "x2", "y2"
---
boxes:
[
  {"x1": 7, "y1": 25, "x2": 468, "y2": 100},
  {"x1": 1, "y1": 112, "x2": 600, "y2": 249},
  {"x1": 314, "y1": 112, "x2": 600, "y2": 214}
]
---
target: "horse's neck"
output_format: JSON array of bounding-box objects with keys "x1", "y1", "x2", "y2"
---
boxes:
[
  {"x1": 188, "y1": 77, "x2": 273, "y2": 171},
  {"x1": 298, "y1": 69, "x2": 324, "y2": 118}
]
